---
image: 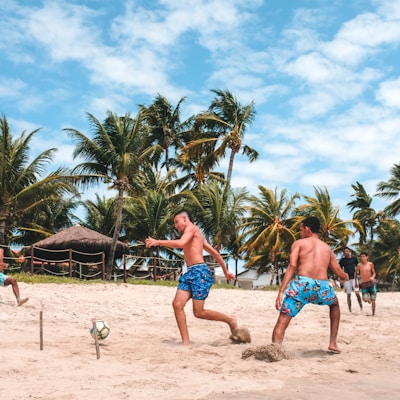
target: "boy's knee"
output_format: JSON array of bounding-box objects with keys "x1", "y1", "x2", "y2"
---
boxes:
[
  {"x1": 193, "y1": 309, "x2": 205, "y2": 319},
  {"x1": 5, "y1": 277, "x2": 17, "y2": 286}
]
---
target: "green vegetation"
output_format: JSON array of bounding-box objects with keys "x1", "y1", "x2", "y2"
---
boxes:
[{"x1": 2, "y1": 90, "x2": 400, "y2": 289}]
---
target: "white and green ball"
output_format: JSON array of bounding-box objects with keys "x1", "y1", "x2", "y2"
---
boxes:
[{"x1": 90, "y1": 320, "x2": 110, "y2": 340}]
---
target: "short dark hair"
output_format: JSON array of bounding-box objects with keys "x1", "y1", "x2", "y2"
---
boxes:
[
  {"x1": 174, "y1": 209, "x2": 192, "y2": 221},
  {"x1": 302, "y1": 216, "x2": 320, "y2": 233},
  {"x1": 360, "y1": 251, "x2": 368, "y2": 256}
]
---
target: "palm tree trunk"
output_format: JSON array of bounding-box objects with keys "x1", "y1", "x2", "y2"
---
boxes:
[
  {"x1": 106, "y1": 186, "x2": 125, "y2": 279},
  {"x1": 226, "y1": 150, "x2": 235, "y2": 186}
]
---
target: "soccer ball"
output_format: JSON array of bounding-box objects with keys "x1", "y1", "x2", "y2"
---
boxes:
[{"x1": 90, "y1": 320, "x2": 110, "y2": 340}]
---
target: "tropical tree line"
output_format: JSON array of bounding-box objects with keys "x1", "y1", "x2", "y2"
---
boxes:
[{"x1": 1, "y1": 89, "x2": 400, "y2": 286}]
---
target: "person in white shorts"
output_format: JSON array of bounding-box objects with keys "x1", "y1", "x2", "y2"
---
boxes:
[{"x1": 339, "y1": 247, "x2": 362, "y2": 312}]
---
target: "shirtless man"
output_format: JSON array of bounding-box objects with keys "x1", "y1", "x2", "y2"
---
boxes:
[
  {"x1": 145, "y1": 210, "x2": 245, "y2": 345},
  {"x1": 355, "y1": 252, "x2": 377, "y2": 316},
  {"x1": 272, "y1": 216, "x2": 349, "y2": 353},
  {"x1": 0, "y1": 248, "x2": 29, "y2": 306}
]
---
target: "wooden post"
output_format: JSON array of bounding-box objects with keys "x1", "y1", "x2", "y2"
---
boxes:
[
  {"x1": 31, "y1": 246, "x2": 34, "y2": 274},
  {"x1": 123, "y1": 253, "x2": 127, "y2": 284},
  {"x1": 69, "y1": 248, "x2": 73, "y2": 277},
  {"x1": 102, "y1": 253, "x2": 105, "y2": 280},
  {"x1": 153, "y1": 252, "x2": 157, "y2": 281},
  {"x1": 92, "y1": 319, "x2": 101, "y2": 359},
  {"x1": 39, "y1": 309, "x2": 43, "y2": 350}
]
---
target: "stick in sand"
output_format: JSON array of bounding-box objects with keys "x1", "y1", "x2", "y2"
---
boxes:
[
  {"x1": 92, "y1": 319, "x2": 101, "y2": 359},
  {"x1": 39, "y1": 310, "x2": 43, "y2": 350}
]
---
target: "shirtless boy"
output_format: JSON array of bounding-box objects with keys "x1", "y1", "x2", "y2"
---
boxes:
[
  {"x1": 145, "y1": 210, "x2": 248, "y2": 345},
  {"x1": 355, "y1": 252, "x2": 377, "y2": 316},
  {"x1": 0, "y1": 248, "x2": 29, "y2": 306},
  {"x1": 272, "y1": 216, "x2": 349, "y2": 353}
]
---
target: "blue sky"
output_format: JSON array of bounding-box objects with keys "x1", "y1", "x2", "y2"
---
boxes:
[{"x1": 1, "y1": 0, "x2": 400, "y2": 222}]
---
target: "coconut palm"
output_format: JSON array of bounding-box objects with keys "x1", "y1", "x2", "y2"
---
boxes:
[
  {"x1": 168, "y1": 155, "x2": 226, "y2": 191},
  {"x1": 0, "y1": 115, "x2": 77, "y2": 245},
  {"x1": 376, "y1": 163, "x2": 400, "y2": 217},
  {"x1": 194, "y1": 181, "x2": 248, "y2": 252},
  {"x1": 78, "y1": 194, "x2": 117, "y2": 238},
  {"x1": 371, "y1": 219, "x2": 400, "y2": 287},
  {"x1": 142, "y1": 94, "x2": 187, "y2": 174},
  {"x1": 14, "y1": 197, "x2": 77, "y2": 245},
  {"x1": 65, "y1": 110, "x2": 160, "y2": 277},
  {"x1": 180, "y1": 89, "x2": 258, "y2": 185},
  {"x1": 123, "y1": 168, "x2": 196, "y2": 273},
  {"x1": 297, "y1": 186, "x2": 359, "y2": 249},
  {"x1": 240, "y1": 186, "x2": 300, "y2": 282},
  {"x1": 347, "y1": 181, "x2": 385, "y2": 252}
]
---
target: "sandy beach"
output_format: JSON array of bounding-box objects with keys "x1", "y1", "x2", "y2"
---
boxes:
[{"x1": 1, "y1": 282, "x2": 399, "y2": 400}]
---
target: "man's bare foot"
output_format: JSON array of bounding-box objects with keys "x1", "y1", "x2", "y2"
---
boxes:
[
  {"x1": 328, "y1": 346, "x2": 341, "y2": 354},
  {"x1": 230, "y1": 327, "x2": 251, "y2": 343},
  {"x1": 17, "y1": 298, "x2": 29, "y2": 306}
]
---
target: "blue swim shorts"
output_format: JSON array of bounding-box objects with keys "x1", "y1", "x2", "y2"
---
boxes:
[
  {"x1": 178, "y1": 263, "x2": 213, "y2": 300},
  {"x1": 280, "y1": 275, "x2": 336, "y2": 317},
  {"x1": 0, "y1": 272, "x2": 8, "y2": 286}
]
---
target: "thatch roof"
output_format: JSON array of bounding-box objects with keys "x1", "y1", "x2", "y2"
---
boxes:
[{"x1": 26, "y1": 224, "x2": 129, "y2": 263}]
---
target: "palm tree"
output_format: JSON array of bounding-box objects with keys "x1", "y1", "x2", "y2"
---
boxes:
[
  {"x1": 142, "y1": 94, "x2": 187, "y2": 174},
  {"x1": 168, "y1": 155, "x2": 226, "y2": 191},
  {"x1": 297, "y1": 186, "x2": 359, "y2": 249},
  {"x1": 78, "y1": 194, "x2": 117, "y2": 238},
  {"x1": 65, "y1": 110, "x2": 160, "y2": 277},
  {"x1": 14, "y1": 197, "x2": 77, "y2": 245},
  {"x1": 0, "y1": 115, "x2": 77, "y2": 245},
  {"x1": 347, "y1": 181, "x2": 384, "y2": 252},
  {"x1": 194, "y1": 181, "x2": 248, "y2": 252},
  {"x1": 123, "y1": 168, "x2": 196, "y2": 276},
  {"x1": 240, "y1": 186, "x2": 300, "y2": 283},
  {"x1": 376, "y1": 163, "x2": 400, "y2": 217},
  {"x1": 371, "y1": 219, "x2": 400, "y2": 287},
  {"x1": 180, "y1": 89, "x2": 258, "y2": 185}
]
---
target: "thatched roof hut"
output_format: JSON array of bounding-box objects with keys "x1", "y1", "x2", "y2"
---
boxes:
[{"x1": 26, "y1": 224, "x2": 129, "y2": 267}]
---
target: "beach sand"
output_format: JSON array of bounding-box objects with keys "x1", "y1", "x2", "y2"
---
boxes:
[{"x1": 1, "y1": 283, "x2": 399, "y2": 399}]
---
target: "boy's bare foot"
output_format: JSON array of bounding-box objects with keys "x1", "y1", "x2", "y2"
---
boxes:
[
  {"x1": 230, "y1": 327, "x2": 252, "y2": 344},
  {"x1": 328, "y1": 346, "x2": 341, "y2": 354},
  {"x1": 17, "y1": 298, "x2": 29, "y2": 306}
]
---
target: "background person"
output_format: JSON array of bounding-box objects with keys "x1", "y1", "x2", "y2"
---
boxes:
[
  {"x1": 0, "y1": 248, "x2": 29, "y2": 306},
  {"x1": 339, "y1": 247, "x2": 363, "y2": 312},
  {"x1": 355, "y1": 252, "x2": 377, "y2": 316}
]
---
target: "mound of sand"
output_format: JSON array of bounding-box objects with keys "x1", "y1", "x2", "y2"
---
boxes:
[{"x1": 241, "y1": 343, "x2": 290, "y2": 362}]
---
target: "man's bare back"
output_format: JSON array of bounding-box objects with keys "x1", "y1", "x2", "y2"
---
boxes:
[{"x1": 291, "y1": 231, "x2": 344, "y2": 280}]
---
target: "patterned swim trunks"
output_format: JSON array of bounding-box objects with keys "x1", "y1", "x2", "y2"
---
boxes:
[
  {"x1": 280, "y1": 275, "x2": 336, "y2": 317},
  {"x1": 178, "y1": 263, "x2": 213, "y2": 300},
  {"x1": 360, "y1": 281, "x2": 377, "y2": 302},
  {"x1": 0, "y1": 272, "x2": 8, "y2": 286}
]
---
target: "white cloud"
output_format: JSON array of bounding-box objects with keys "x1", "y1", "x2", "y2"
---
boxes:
[
  {"x1": 376, "y1": 78, "x2": 400, "y2": 108},
  {"x1": 0, "y1": 78, "x2": 26, "y2": 97},
  {"x1": 1, "y1": 0, "x2": 400, "y2": 214}
]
